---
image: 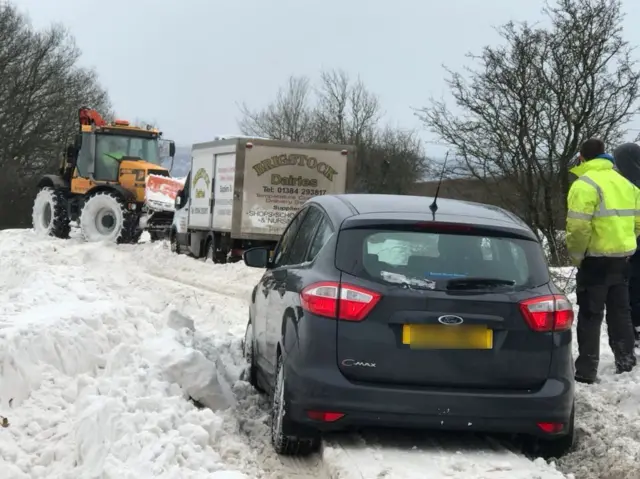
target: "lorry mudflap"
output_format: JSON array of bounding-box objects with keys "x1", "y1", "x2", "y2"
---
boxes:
[{"x1": 146, "y1": 175, "x2": 185, "y2": 212}]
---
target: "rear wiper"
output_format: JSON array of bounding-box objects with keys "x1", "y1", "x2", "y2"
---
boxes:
[{"x1": 445, "y1": 277, "x2": 516, "y2": 290}]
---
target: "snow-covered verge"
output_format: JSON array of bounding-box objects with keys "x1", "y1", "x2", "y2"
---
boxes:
[
  {"x1": 550, "y1": 267, "x2": 640, "y2": 479},
  {"x1": 0, "y1": 229, "x2": 583, "y2": 478},
  {"x1": 0, "y1": 230, "x2": 266, "y2": 478}
]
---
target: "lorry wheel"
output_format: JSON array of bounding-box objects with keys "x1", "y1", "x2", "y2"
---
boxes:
[
  {"x1": 32, "y1": 187, "x2": 71, "y2": 239},
  {"x1": 203, "y1": 236, "x2": 226, "y2": 263},
  {"x1": 203, "y1": 237, "x2": 214, "y2": 262},
  {"x1": 79, "y1": 192, "x2": 138, "y2": 244},
  {"x1": 170, "y1": 231, "x2": 181, "y2": 254}
]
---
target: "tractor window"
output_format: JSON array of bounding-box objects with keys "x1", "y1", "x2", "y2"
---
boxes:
[
  {"x1": 94, "y1": 134, "x2": 162, "y2": 181},
  {"x1": 95, "y1": 136, "x2": 123, "y2": 181},
  {"x1": 75, "y1": 133, "x2": 93, "y2": 177},
  {"x1": 128, "y1": 137, "x2": 161, "y2": 165}
]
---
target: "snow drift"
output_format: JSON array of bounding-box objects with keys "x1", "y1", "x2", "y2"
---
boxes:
[{"x1": 0, "y1": 231, "x2": 250, "y2": 478}]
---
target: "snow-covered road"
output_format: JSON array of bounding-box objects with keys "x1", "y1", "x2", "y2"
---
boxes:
[{"x1": 0, "y1": 229, "x2": 636, "y2": 478}]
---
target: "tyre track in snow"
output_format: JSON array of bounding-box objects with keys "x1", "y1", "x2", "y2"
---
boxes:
[
  {"x1": 323, "y1": 429, "x2": 565, "y2": 479},
  {"x1": 140, "y1": 269, "x2": 251, "y2": 301}
]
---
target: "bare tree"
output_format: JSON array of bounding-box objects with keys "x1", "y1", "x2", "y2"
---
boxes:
[
  {"x1": 361, "y1": 127, "x2": 428, "y2": 194},
  {"x1": 238, "y1": 76, "x2": 314, "y2": 142},
  {"x1": 0, "y1": 3, "x2": 111, "y2": 229},
  {"x1": 239, "y1": 69, "x2": 428, "y2": 193},
  {"x1": 417, "y1": 0, "x2": 640, "y2": 265},
  {"x1": 313, "y1": 69, "x2": 381, "y2": 145}
]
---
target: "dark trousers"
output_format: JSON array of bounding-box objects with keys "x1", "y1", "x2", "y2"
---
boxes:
[
  {"x1": 629, "y1": 274, "x2": 640, "y2": 341},
  {"x1": 575, "y1": 257, "x2": 636, "y2": 379}
]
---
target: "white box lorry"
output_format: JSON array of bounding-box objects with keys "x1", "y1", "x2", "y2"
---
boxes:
[{"x1": 170, "y1": 137, "x2": 356, "y2": 262}]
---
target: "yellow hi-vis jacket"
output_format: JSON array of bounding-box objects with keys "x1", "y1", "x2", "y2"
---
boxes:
[{"x1": 566, "y1": 158, "x2": 640, "y2": 266}]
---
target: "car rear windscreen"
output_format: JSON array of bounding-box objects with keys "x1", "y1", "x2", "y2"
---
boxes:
[{"x1": 336, "y1": 227, "x2": 549, "y2": 291}]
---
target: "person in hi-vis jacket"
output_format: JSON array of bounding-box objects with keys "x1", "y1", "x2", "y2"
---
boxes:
[{"x1": 566, "y1": 138, "x2": 638, "y2": 384}]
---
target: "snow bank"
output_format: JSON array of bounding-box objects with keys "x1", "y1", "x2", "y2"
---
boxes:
[{"x1": 0, "y1": 231, "x2": 257, "y2": 478}]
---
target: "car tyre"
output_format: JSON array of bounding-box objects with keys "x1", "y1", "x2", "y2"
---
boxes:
[
  {"x1": 270, "y1": 355, "x2": 320, "y2": 456},
  {"x1": 527, "y1": 404, "x2": 575, "y2": 459},
  {"x1": 241, "y1": 319, "x2": 262, "y2": 392}
]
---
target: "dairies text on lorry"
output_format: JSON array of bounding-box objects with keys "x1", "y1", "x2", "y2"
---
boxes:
[{"x1": 252, "y1": 153, "x2": 338, "y2": 182}]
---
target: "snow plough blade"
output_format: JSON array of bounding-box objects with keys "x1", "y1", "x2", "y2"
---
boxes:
[{"x1": 145, "y1": 174, "x2": 185, "y2": 212}]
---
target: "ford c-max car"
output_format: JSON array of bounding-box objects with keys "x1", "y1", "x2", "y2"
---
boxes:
[{"x1": 241, "y1": 194, "x2": 575, "y2": 458}]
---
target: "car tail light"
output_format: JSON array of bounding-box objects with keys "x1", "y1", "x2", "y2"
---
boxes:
[
  {"x1": 519, "y1": 295, "x2": 574, "y2": 332},
  {"x1": 537, "y1": 422, "x2": 565, "y2": 434},
  {"x1": 306, "y1": 410, "x2": 345, "y2": 422},
  {"x1": 300, "y1": 281, "x2": 381, "y2": 321}
]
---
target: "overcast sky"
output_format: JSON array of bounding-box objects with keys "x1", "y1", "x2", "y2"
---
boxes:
[{"x1": 10, "y1": 0, "x2": 640, "y2": 156}]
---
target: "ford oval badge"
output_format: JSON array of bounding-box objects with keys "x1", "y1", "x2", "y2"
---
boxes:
[{"x1": 438, "y1": 315, "x2": 464, "y2": 325}]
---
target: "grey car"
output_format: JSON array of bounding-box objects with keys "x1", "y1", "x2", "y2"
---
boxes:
[{"x1": 242, "y1": 194, "x2": 575, "y2": 458}]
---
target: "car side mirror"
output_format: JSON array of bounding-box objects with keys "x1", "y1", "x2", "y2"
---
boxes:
[
  {"x1": 244, "y1": 247, "x2": 269, "y2": 269},
  {"x1": 169, "y1": 141, "x2": 176, "y2": 158}
]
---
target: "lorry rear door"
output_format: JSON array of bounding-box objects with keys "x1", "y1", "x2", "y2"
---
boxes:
[{"x1": 188, "y1": 148, "x2": 215, "y2": 229}]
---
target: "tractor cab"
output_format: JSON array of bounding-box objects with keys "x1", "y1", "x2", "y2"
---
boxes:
[{"x1": 63, "y1": 115, "x2": 176, "y2": 203}]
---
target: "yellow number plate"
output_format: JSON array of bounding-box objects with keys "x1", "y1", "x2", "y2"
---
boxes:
[{"x1": 402, "y1": 324, "x2": 493, "y2": 350}]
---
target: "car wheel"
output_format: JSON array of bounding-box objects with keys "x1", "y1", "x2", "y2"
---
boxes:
[
  {"x1": 270, "y1": 355, "x2": 320, "y2": 456},
  {"x1": 241, "y1": 319, "x2": 262, "y2": 392},
  {"x1": 527, "y1": 404, "x2": 575, "y2": 459}
]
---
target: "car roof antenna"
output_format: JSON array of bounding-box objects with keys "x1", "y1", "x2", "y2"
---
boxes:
[{"x1": 429, "y1": 150, "x2": 450, "y2": 220}]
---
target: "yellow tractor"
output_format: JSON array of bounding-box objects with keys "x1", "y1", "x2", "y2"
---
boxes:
[{"x1": 32, "y1": 107, "x2": 181, "y2": 243}]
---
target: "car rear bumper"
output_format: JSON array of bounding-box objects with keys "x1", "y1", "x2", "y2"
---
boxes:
[{"x1": 285, "y1": 362, "x2": 574, "y2": 438}]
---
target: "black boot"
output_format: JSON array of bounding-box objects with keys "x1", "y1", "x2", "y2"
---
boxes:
[
  {"x1": 615, "y1": 353, "x2": 636, "y2": 374},
  {"x1": 575, "y1": 374, "x2": 598, "y2": 384}
]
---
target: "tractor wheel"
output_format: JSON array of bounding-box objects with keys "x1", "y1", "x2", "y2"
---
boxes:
[
  {"x1": 32, "y1": 187, "x2": 71, "y2": 239},
  {"x1": 79, "y1": 192, "x2": 139, "y2": 244}
]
